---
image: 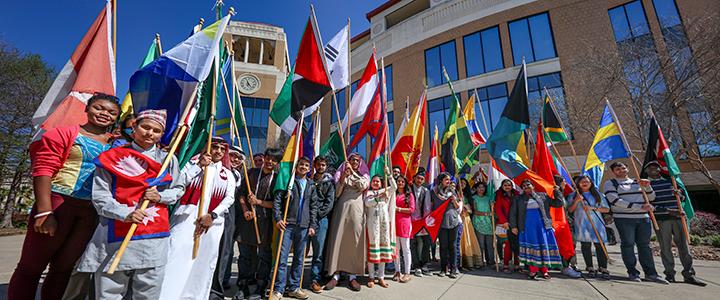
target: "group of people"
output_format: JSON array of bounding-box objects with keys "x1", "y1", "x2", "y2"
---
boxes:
[{"x1": 7, "y1": 92, "x2": 707, "y2": 300}]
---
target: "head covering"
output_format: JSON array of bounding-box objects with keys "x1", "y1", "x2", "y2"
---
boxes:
[
  {"x1": 229, "y1": 145, "x2": 245, "y2": 158},
  {"x1": 136, "y1": 109, "x2": 167, "y2": 129},
  {"x1": 334, "y1": 152, "x2": 370, "y2": 182},
  {"x1": 643, "y1": 160, "x2": 661, "y2": 170}
]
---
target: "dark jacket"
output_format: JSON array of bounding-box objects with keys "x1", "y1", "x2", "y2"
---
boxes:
[
  {"x1": 313, "y1": 172, "x2": 336, "y2": 220},
  {"x1": 236, "y1": 168, "x2": 277, "y2": 246},
  {"x1": 273, "y1": 177, "x2": 319, "y2": 229},
  {"x1": 509, "y1": 190, "x2": 563, "y2": 232}
]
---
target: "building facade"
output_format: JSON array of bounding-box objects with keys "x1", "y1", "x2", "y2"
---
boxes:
[{"x1": 315, "y1": 0, "x2": 720, "y2": 208}]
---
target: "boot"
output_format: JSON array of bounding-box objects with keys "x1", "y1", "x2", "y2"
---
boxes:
[
  {"x1": 234, "y1": 279, "x2": 251, "y2": 300},
  {"x1": 248, "y1": 280, "x2": 267, "y2": 300}
]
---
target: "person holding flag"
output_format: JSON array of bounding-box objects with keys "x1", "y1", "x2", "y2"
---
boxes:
[
  {"x1": 364, "y1": 167, "x2": 397, "y2": 288},
  {"x1": 496, "y1": 179, "x2": 520, "y2": 273},
  {"x1": 567, "y1": 175, "x2": 611, "y2": 279},
  {"x1": 431, "y1": 172, "x2": 462, "y2": 278},
  {"x1": 308, "y1": 156, "x2": 336, "y2": 293},
  {"x1": 410, "y1": 168, "x2": 433, "y2": 277},
  {"x1": 470, "y1": 181, "x2": 496, "y2": 269},
  {"x1": 76, "y1": 109, "x2": 199, "y2": 299},
  {"x1": 159, "y1": 137, "x2": 237, "y2": 300}
]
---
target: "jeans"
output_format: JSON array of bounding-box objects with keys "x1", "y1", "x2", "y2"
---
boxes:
[
  {"x1": 411, "y1": 234, "x2": 431, "y2": 270},
  {"x1": 614, "y1": 218, "x2": 658, "y2": 277},
  {"x1": 580, "y1": 242, "x2": 608, "y2": 269},
  {"x1": 474, "y1": 230, "x2": 495, "y2": 265},
  {"x1": 274, "y1": 224, "x2": 309, "y2": 294},
  {"x1": 309, "y1": 217, "x2": 329, "y2": 283},
  {"x1": 455, "y1": 222, "x2": 463, "y2": 267},
  {"x1": 656, "y1": 218, "x2": 695, "y2": 278},
  {"x1": 395, "y1": 237, "x2": 411, "y2": 274},
  {"x1": 438, "y1": 226, "x2": 459, "y2": 272}
]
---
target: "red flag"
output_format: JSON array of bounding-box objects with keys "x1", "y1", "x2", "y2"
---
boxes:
[
  {"x1": 32, "y1": 2, "x2": 115, "y2": 140},
  {"x1": 391, "y1": 91, "x2": 427, "y2": 179},
  {"x1": 348, "y1": 86, "x2": 383, "y2": 150},
  {"x1": 94, "y1": 147, "x2": 173, "y2": 242},
  {"x1": 530, "y1": 122, "x2": 575, "y2": 260},
  {"x1": 411, "y1": 198, "x2": 451, "y2": 240}
]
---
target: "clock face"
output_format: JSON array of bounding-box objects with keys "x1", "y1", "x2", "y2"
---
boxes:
[{"x1": 237, "y1": 74, "x2": 261, "y2": 94}]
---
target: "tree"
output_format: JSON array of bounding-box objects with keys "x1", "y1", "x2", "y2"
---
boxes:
[
  {"x1": 564, "y1": 13, "x2": 720, "y2": 191},
  {"x1": 0, "y1": 42, "x2": 54, "y2": 228}
]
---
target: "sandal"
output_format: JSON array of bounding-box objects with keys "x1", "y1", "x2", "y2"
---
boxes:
[
  {"x1": 502, "y1": 266, "x2": 511, "y2": 274},
  {"x1": 378, "y1": 279, "x2": 389, "y2": 288},
  {"x1": 367, "y1": 280, "x2": 375, "y2": 288},
  {"x1": 400, "y1": 274, "x2": 412, "y2": 283},
  {"x1": 543, "y1": 272, "x2": 551, "y2": 279},
  {"x1": 528, "y1": 272, "x2": 537, "y2": 280},
  {"x1": 392, "y1": 272, "x2": 400, "y2": 282}
]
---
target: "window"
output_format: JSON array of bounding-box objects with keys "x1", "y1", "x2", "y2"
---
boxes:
[
  {"x1": 463, "y1": 26, "x2": 504, "y2": 77},
  {"x1": 508, "y1": 12, "x2": 557, "y2": 65},
  {"x1": 349, "y1": 122, "x2": 367, "y2": 161},
  {"x1": 526, "y1": 72, "x2": 572, "y2": 139},
  {"x1": 425, "y1": 41, "x2": 458, "y2": 88},
  {"x1": 383, "y1": 65, "x2": 393, "y2": 102},
  {"x1": 331, "y1": 88, "x2": 346, "y2": 124},
  {"x1": 239, "y1": 97, "x2": 270, "y2": 153},
  {"x1": 466, "y1": 83, "x2": 508, "y2": 140},
  {"x1": 427, "y1": 94, "x2": 459, "y2": 141},
  {"x1": 388, "y1": 111, "x2": 395, "y2": 145},
  {"x1": 351, "y1": 80, "x2": 359, "y2": 98}
]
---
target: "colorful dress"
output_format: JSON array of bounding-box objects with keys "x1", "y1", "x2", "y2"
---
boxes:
[
  {"x1": 517, "y1": 197, "x2": 562, "y2": 270},
  {"x1": 471, "y1": 194, "x2": 494, "y2": 235},
  {"x1": 569, "y1": 192, "x2": 608, "y2": 243},
  {"x1": 460, "y1": 207, "x2": 483, "y2": 268},
  {"x1": 395, "y1": 192, "x2": 415, "y2": 238},
  {"x1": 365, "y1": 178, "x2": 397, "y2": 263}
]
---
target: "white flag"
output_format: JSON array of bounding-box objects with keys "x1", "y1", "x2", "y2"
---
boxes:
[{"x1": 324, "y1": 25, "x2": 349, "y2": 89}]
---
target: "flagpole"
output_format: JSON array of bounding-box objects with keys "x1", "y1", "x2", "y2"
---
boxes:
[
  {"x1": 331, "y1": 92, "x2": 349, "y2": 161},
  {"x1": 230, "y1": 62, "x2": 256, "y2": 167},
  {"x1": 543, "y1": 87, "x2": 582, "y2": 172},
  {"x1": 345, "y1": 17, "x2": 352, "y2": 143},
  {"x1": 269, "y1": 109, "x2": 305, "y2": 298},
  {"x1": 112, "y1": 0, "x2": 116, "y2": 63},
  {"x1": 647, "y1": 109, "x2": 690, "y2": 241},
  {"x1": 107, "y1": 83, "x2": 200, "y2": 275},
  {"x1": 193, "y1": 56, "x2": 220, "y2": 259},
  {"x1": 606, "y1": 99, "x2": 659, "y2": 230},
  {"x1": 473, "y1": 88, "x2": 499, "y2": 270}
]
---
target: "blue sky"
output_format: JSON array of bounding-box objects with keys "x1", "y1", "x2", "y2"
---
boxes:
[{"x1": 0, "y1": 0, "x2": 383, "y2": 94}]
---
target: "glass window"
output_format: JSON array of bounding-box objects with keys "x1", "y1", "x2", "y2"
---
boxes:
[
  {"x1": 239, "y1": 97, "x2": 270, "y2": 153},
  {"x1": 351, "y1": 80, "x2": 359, "y2": 98},
  {"x1": 388, "y1": 111, "x2": 395, "y2": 145},
  {"x1": 609, "y1": 1, "x2": 651, "y2": 43},
  {"x1": 349, "y1": 122, "x2": 367, "y2": 161},
  {"x1": 463, "y1": 26, "x2": 503, "y2": 78},
  {"x1": 384, "y1": 65, "x2": 393, "y2": 102},
  {"x1": 427, "y1": 94, "x2": 458, "y2": 142},
  {"x1": 466, "y1": 83, "x2": 508, "y2": 142},
  {"x1": 331, "y1": 88, "x2": 346, "y2": 124},
  {"x1": 525, "y1": 72, "x2": 573, "y2": 139},
  {"x1": 508, "y1": 12, "x2": 557, "y2": 65},
  {"x1": 652, "y1": 0, "x2": 682, "y2": 28},
  {"x1": 425, "y1": 41, "x2": 458, "y2": 88}
]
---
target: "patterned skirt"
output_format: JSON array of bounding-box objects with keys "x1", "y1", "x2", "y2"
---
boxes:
[{"x1": 518, "y1": 208, "x2": 562, "y2": 269}]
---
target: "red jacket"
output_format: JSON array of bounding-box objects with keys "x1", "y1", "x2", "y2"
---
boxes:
[
  {"x1": 495, "y1": 190, "x2": 518, "y2": 224},
  {"x1": 30, "y1": 125, "x2": 80, "y2": 177}
]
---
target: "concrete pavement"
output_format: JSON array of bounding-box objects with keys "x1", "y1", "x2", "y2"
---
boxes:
[{"x1": 1, "y1": 233, "x2": 718, "y2": 299}]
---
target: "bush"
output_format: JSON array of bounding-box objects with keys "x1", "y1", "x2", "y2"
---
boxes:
[
  {"x1": 690, "y1": 212, "x2": 720, "y2": 237},
  {"x1": 690, "y1": 235, "x2": 702, "y2": 246},
  {"x1": 709, "y1": 235, "x2": 720, "y2": 248}
]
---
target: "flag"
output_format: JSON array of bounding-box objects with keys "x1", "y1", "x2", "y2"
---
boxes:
[
  {"x1": 120, "y1": 37, "x2": 162, "y2": 121},
  {"x1": 531, "y1": 123, "x2": 575, "y2": 260},
  {"x1": 341, "y1": 50, "x2": 379, "y2": 132},
  {"x1": 391, "y1": 99, "x2": 410, "y2": 150},
  {"x1": 582, "y1": 103, "x2": 630, "y2": 187},
  {"x1": 303, "y1": 113, "x2": 321, "y2": 161},
  {"x1": 32, "y1": 1, "x2": 115, "y2": 140},
  {"x1": 391, "y1": 92, "x2": 427, "y2": 178},
  {"x1": 642, "y1": 116, "x2": 695, "y2": 219},
  {"x1": 94, "y1": 147, "x2": 173, "y2": 242},
  {"x1": 324, "y1": 24, "x2": 349, "y2": 89},
  {"x1": 488, "y1": 159, "x2": 513, "y2": 191},
  {"x1": 274, "y1": 112, "x2": 304, "y2": 192},
  {"x1": 464, "y1": 93, "x2": 486, "y2": 146},
  {"x1": 347, "y1": 76, "x2": 387, "y2": 178},
  {"x1": 214, "y1": 51, "x2": 239, "y2": 143},
  {"x1": 411, "y1": 198, "x2": 451, "y2": 240},
  {"x1": 542, "y1": 95, "x2": 569, "y2": 143},
  {"x1": 319, "y1": 129, "x2": 345, "y2": 170},
  {"x1": 427, "y1": 124, "x2": 440, "y2": 186},
  {"x1": 270, "y1": 14, "x2": 333, "y2": 134},
  {"x1": 440, "y1": 70, "x2": 475, "y2": 175},
  {"x1": 130, "y1": 15, "x2": 231, "y2": 144},
  {"x1": 177, "y1": 65, "x2": 216, "y2": 168}
]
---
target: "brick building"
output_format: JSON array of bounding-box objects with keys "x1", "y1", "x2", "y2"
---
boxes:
[{"x1": 314, "y1": 0, "x2": 720, "y2": 210}]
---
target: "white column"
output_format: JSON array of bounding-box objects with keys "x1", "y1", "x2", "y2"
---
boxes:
[
  {"x1": 259, "y1": 40, "x2": 264, "y2": 65},
  {"x1": 244, "y1": 37, "x2": 250, "y2": 63}
]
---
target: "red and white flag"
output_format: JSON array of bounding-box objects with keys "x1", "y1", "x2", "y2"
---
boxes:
[
  {"x1": 427, "y1": 124, "x2": 440, "y2": 186},
  {"x1": 32, "y1": 1, "x2": 115, "y2": 140},
  {"x1": 341, "y1": 49, "x2": 378, "y2": 132}
]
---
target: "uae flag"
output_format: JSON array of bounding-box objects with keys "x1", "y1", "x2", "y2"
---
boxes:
[
  {"x1": 641, "y1": 116, "x2": 695, "y2": 219},
  {"x1": 270, "y1": 12, "x2": 332, "y2": 134}
]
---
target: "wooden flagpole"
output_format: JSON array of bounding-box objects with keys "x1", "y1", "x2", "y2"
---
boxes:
[
  {"x1": 474, "y1": 88, "x2": 499, "y2": 271},
  {"x1": 606, "y1": 99, "x2": 659, "y2": 230},
  {"x1": 543, "y1": 87, "x2": 582, "y2": 172},
  {"x1": 112, "y1": 0, "x2": 116, "y2": 62},
  {"x1": 269, "y1": 109, "x2": 306, "y2": 298},
  {"x1": 331, "y1": 92, "x2": 349, "y2": 161},
  {"x1": 345, "y1": 18, "x2": 352, "y2": 143}
]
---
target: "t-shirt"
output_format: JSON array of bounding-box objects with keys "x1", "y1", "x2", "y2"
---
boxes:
[{"x1": 51, "y1": 134, "x2": 109, "y2": 200}]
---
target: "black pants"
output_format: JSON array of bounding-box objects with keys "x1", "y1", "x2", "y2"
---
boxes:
[
  {"x1": 411, "y1": 234, "x2": 431, "y2": 270},
  {"x1": 438, "y1": 226, "x2": 459, "y2": 272},
  {"x1": 580, "y1": 242, "x2": 608, "y2": 269}
]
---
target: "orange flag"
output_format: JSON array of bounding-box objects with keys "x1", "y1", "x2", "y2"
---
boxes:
[{"x1": 390, "y1": 91, "x2": 427, "y2": 178}]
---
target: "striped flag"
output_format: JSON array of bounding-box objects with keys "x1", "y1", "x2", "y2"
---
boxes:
[
  {"x1": 324, "y1": 25, "x2": 349, "y2": 89},
  {"x1": 427, "y1": 124, "x2": 440, "y2": 186},
  {"x1": 274, "y1": 111, "x2": 304, "y2": 192},
  {"x1": 341, "y1": 50, "x2": 378, "y2": 132}
]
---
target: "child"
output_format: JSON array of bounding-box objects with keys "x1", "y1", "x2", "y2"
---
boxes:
[{"x1": 365, "y1": 167, "x2": 396, "y2": 288}]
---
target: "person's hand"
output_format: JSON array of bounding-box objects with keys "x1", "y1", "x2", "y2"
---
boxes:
[
  {"x1": 276, "y1": 220, "x2": 286, "y2": 231},
  {"x1": 34, "y1": 214, "x2": 58, "y2": 236},
  {"x1": 198, "y1": 153, "x2": 212, "y2": 168},
  {"x1": 638, "y1": 179, "x2": 650, "y2": 187},
  {"x1": 142, "y1": 187, "x2": 161, "y2": 203},
  {"x1": 244, "y1": 210, "x2": 255, "y2": 221},
  {"x1": 384, "y1": 166, "x2": 391, "y2": 175},
  {"x1": 194, "y1": 214, "x2": 213, "y2": 236},
  {"x1": 511, "y1": 228, "x2": 518, "y2": 235},
  {"x1": 125, "y1": 209, "x2": 148, "y2": 224},
  {"x1": 582, "y1": 205, "x2": 590, "y2": 212},
  {"x1": 342, "y1": 168, "x2": 353, "y2": 180},
  {"x1": 641, "y1": 203, "x2": 655, "y2": 212},
  {"x1": 668, "y1": 209, "x2": 685, "y2": 217},
  {"x1": 309, "y1": 227, "x2": 316, "y2": 236},
  {"x1": 248, "y1": 193, "x2": 261, "y2": 205},
  {"x1": 574, "y1": 193, "x2": 583, "y2": 203}
]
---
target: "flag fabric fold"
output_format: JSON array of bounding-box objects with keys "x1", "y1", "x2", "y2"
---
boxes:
[
  {"x1": 440, "y1": 72, "x2": 474, "y2": 175},
  {"x1": 32, "y1": 1, "x2": 115, "y2": 140},
  {"x1": 582, "y1": 103, "x2": 630, "y2": 187},
  {"x1": 341, "y1": 51, "x2": 379, "y2": 132},
  {"x1": 324, "y1": 24, "x2": 349, "y2": 89},
  {"x1": 319, "y1": 129, "x2": 345, "y2": 169},
  {"x1": 120, "y1": 38, "x2": 162, "y2": 121},
  {"x1": 427, "y1": 125, "x2": 441, "y2": 186},
  {"x1": 274, "y1": 112, "x2": 304, "y2": 192},
  {"x1": 391, "y1": 92, "x2": 427, "y2": 179},
  {"x1": 542, "y1": 95, "x2": 569, "y2": 143}
]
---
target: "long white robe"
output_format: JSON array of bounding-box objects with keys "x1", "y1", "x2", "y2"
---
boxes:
[{"x1": 159, "y1": 161, "x2": 236, "y2": 300}]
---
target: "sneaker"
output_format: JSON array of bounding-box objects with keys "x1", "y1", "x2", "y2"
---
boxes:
[
  {"x1": 629, "y1": 274, "x2": 642, "y2": 282},
  {"x1": 562, "y1": 267, "x2": 582, "y2": 278},
  {"x1": 422, "y1": 268, "x2": 431, "y2": 275},
  {"x1": 645, "y1": 275, "x2": 670, "y2": 284},
  {"x1": 598, "y1": 268, "x2": 610, "y2": 280},
  {"x1": 310, "y1": 282, "x2": 322, "y2": 293},
  {"x1": 287, "y1": 289, "x2": 309, "y2": 299},
  {"x1": 448, "y1": 271, "x2": 458, "y2": 279},
  {"x1": 414, "y1": 269, "x2": 423, "y2": 277},
  {"x1": 437, "y1": 271, "x2": 446, "y2": 277},
  {"x1": 269, "y1": 292, "x2": 282, "y2": 300},
  {"x1": 683, "y1": 276, "x2": 707, "y2": 287}
]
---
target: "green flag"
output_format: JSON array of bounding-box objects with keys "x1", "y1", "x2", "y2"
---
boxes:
[
  {"x1": 177, "y1": 63, "x2": 216, "y2": 168},
  {"x1": 269, "y1": 68, "x2": 294, "y2": 133},
  {"x1": 440, "y1": 69, "x2": 474, "y2": 175},
  {"x1": 319, "y1": 129, "x2": 345, "y2": 170},
  {"x1": 542, "y1": 95, "x2": 569, "y2": 143}
]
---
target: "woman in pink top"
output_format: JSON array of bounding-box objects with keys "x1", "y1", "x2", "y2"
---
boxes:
[{"x1": 394, "y1": 175, "x2": 415, "y2": 283}]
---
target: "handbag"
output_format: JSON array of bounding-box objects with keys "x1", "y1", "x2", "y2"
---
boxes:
[{"x1": 495, "y1": 225, "x2": 507, "y2": 238}]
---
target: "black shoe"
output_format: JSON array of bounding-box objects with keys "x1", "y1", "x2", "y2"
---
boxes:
[
  {"x1": 234, "y1": 279, "x2": 250, "y2": 300},
  {"x1": 666, "y1": 275, "x2": 676, "y2": 283},
  {"x1": 684, "y1": 276, "x2": 707, "y2": 287}
]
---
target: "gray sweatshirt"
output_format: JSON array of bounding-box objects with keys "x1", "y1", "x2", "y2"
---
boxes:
[{"x1": 602, "y1": 177, "x2": 655, "y2": 219}]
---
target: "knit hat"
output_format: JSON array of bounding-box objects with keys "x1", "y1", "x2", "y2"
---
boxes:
[{"x1": 136, "y1": 109, "x2": 167, "y2": 129}]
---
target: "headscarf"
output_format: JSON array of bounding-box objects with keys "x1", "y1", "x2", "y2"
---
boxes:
[
  {"x1": 334, "y1": 152, "x2": 370, "y2": 183},
  {"x1": 190, "y1": 136, "x2": 231, "y2": 169}
]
